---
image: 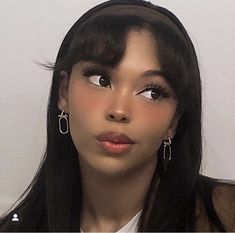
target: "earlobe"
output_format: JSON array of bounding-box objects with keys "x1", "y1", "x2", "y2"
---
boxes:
[
  {"x1": 166, "y1": 114, "x2": 180, "y2": 140},
  {"x1": 166, "y1": 128, "x2": 176, "y2": 140},
  {"x1": 58, "y1": 70, "x2": 70, "y2": 112}
]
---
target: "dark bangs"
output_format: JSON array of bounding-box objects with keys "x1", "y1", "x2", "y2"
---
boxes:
[
  {"x1": 55, "y1": 14, "x2": 196, "y2": 109},
  {"x1": 56, "y1": 15, "x2": 149, "y2": 70}
]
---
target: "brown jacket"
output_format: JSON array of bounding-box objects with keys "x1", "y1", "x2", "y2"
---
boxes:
[{"x1": 196, "y1": 180, "x2": 235, "y2": 232}]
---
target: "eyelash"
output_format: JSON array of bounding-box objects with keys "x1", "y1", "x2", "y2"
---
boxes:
[
  {"x1": 81, "y1": 67, "x2": 171, "y2": 101},
  {"x1": 82, "y1": 66, "x2": 108, "y2": 76},
  {"x1": 82, "y1": 67, "x2": 111, "y2": 87},
  {"x1": 138, "y1": 82, "x2": 171, "y2": 101}
]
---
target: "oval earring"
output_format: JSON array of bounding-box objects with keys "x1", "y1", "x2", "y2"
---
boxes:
[
  {"x1": 163, "y1": 137, "x2": 172, "y2": 173},
  {"x1": 163, "y1": 138, "x2": 172, "y2": 161},
  {"x1": 58, "y1": 109, "x2": 69, "y2": 134}
]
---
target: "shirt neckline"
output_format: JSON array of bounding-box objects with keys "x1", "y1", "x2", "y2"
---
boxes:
[{"x1": 80, "y1": 210, "x2": 142, "y2": 232}]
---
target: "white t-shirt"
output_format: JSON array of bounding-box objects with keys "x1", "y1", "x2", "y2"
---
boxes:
[{"x1": 80, "y1": 210, "x2": 141, "y2": 232}]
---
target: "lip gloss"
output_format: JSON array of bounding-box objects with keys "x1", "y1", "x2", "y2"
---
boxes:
[{"x1": 97, "y1": 141, "x2": 133, "y2": 154}]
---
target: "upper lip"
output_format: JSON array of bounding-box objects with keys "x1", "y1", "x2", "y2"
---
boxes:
[{"x1": 96, "y1": 131, "x2": 136, "y2": 144}]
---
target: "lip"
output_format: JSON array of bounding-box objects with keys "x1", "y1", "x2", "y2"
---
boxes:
[
  {"x1": 95, "y1": 131, "x2": 136, "y2": 154},
  {"x1": 96, "y1": 131, "x2": 136, "y2": 144}
]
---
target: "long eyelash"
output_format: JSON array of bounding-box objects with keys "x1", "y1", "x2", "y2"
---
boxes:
[
  {"x1": 142, "y1": 82, "x2": 172, "y2": 98},
  {"x1": 81, "y1": 67, "x2": 111, "y2": 79},
  {"x1": 81, "y1": 68, "x2": 172, "y2": 99}
]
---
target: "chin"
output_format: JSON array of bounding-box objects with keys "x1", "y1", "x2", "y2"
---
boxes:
[{"x1": 79, "y1": 154, "x2": 138, "y2": 178}]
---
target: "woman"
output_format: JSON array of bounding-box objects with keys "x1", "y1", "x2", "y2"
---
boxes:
[{"x1": 0, "y1": 0, "x2": 235, "y2": 231}]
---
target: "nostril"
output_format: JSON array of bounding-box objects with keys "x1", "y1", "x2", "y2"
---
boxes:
[
  {"x1": 107, "y1": 113, "x2": 129, "y2": 123},
  {"x1": 121, "y1": 117, "x2": 128, "y2": 122},
  {"x1": 109, "y1": 114, "x2": 115, "y2": 120}
]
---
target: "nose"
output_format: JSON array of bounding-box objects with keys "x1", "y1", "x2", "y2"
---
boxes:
[
  {"x1": 105, "y1": 92, "x2": 131, "y2": 123},
  {"x1": 106, "y1": 111, "x2": 130, "y2": 123}
]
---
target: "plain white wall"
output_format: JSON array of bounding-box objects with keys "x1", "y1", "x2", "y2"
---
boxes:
[{"x1": 0, "y1": 0, "x2": 235, "y2": 215}]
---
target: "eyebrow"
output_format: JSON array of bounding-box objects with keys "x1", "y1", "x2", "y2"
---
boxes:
[
  {"x1": 141, "y1": 69, "x2": 166, "y2": 79},
  {"x1": 78, "y1": 61, "x2": 112, "y2": 72}
]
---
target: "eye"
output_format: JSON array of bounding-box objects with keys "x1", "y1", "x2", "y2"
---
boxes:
[
  {"x1": 81, "y1": 67, "x2": 111, "y2": 88},
  {"x1": 89, "y1": 74, "x2": 111, "y2": 88},
  {"x1": 140, "y1": 88, "x2": 161, "y2": 100},
  {"x1": 138, "y1": 84, "x2": 171, "y2": 101}
]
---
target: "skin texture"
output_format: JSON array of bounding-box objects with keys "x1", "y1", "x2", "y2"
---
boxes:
[{"x1": 58, "y1": 30, "x2": 179, "y2": 232}]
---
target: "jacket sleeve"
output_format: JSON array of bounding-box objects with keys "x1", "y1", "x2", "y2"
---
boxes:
[{"x1": 213, "y1": 183, "x2": 235, "y2": 231}]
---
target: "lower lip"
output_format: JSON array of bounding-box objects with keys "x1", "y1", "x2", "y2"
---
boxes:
[{"x1": 98, "y1": 141, "x2": 133, "y2": 154}]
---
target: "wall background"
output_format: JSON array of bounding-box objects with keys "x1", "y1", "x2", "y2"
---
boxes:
[{"x1": 0, "y1": 0, "x2": 235, "y2": 215}]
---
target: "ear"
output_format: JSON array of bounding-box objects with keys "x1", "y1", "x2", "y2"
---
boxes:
[
  {"x1": 58, "y1": 70, "x2": 70, "y2": 113},
  {"x1": 165, "y1": 113, "x2": 181, "y2": 140}
]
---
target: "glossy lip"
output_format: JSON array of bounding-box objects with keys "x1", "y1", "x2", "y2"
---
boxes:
[
  {"x1": 95, "y1": 131, "x2": 136, "y2": 154},
  {"x1": 96, "y1": 131, "x2": 136, "y2": 144}
]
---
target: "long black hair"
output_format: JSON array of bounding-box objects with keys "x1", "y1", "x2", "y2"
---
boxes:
[{"x1": 0, "y1": 0, "x2": 226, "y2": 231}]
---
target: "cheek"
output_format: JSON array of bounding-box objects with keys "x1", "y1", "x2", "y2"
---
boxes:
[
  {"x1": 135, "y1": 101, "x2": 177, "y2": 144},
  {"x1": 68, "y1": 79, "x2": 107, "y2": 121},
  {"x1": 67, "y1": 80, "x2": 107, "y2": 146},
  {"x1": 69, "y1": 81, "x2": 97, "y2": 112}
]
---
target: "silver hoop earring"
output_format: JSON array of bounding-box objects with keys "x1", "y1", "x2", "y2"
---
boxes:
[
  {"x1": 58, "y1": 109, "x2": 69, "y2": 134},
  {"x1": 163, "y1": 138, "x2": 172, "y2": 161}
]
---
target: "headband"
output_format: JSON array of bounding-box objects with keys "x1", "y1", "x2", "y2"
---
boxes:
[{"x1": 83, "y1": 4, "x2": 182, "y2": 35}]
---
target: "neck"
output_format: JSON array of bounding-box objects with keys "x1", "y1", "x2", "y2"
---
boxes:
[{"x1": 79, "y1": 158, "x2": 158, "y2": 232}]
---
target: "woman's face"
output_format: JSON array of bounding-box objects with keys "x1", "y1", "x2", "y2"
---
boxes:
[{"x1": 59, "y1": 30, "x2": 178, "y2": 177}]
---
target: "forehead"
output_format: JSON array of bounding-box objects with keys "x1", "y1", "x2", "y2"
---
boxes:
[{"x1": 116, "y1": 29, "x2": 161, "y2": 71}]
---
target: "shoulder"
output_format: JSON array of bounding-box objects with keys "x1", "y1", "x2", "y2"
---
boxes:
[
  {"x1": 212, "y1": 179, "x2": 235, "y2": 231},
  {"x1": 196, "y1": 175, "x2": 235, "y2": 231},
  {"x1": 197, "y1": 175, "x2": 235, "y2": 207}
]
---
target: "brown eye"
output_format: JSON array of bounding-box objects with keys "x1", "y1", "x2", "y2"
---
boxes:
[
  {"x1": 81, "y1": 66, "x2": 112, "y2": 88},
  {"x1": 89, "y1": 75, "x2": 111, "y2": 88},
  {"x1": 139, "y1": 88, "x2": 162, "y2": 100},
  {"x1": 138, "y1": 84, "x2": 171, "y2": 102},
  {"x1": 150, "y1": 89, "x2": 161, "y2": 100}
]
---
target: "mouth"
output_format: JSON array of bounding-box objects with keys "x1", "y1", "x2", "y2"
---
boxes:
[{"x1": 95, "y1": 131, "x2": 136, "y2": 154}]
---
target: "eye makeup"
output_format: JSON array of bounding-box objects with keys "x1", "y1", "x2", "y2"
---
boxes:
[
  {"x1": 81, "y1": 66, "x2": 111, "y2": 80},
  {"x1": 138, "y1": 82, "x2": 172, "y2": 101},
  {"x1": 79, "y1": 63, "x2": 175, "y2": 101},
  {"x1": 80, "y1": 65, "x2": 111, "y2": 89}
]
